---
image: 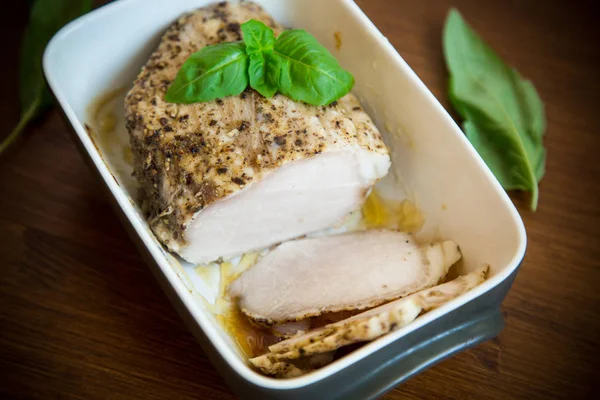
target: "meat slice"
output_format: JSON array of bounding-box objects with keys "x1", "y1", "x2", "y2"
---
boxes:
[
  {"x1": 228, "y1": 230, "x2": 462, "y2": 324},
  {"x1": 250, "y1": 267, "x2": 488, "y2": 377},
  {"x1": 125, "y1": 2, "x2": 390, "y2": 264}
]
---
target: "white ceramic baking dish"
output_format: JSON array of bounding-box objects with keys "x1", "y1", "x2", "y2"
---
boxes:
[{"x1": 43, "y1": 0, "x2": 527, "y2": 398}]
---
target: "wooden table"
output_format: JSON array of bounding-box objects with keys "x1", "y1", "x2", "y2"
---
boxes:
[{"x1": 1, "y1": 0, "x2": 598, "y2": 399}]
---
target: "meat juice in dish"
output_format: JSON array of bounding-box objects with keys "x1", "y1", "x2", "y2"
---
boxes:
[{"x1": 84, "y1": 1, "x2": 489, "y2": 377}]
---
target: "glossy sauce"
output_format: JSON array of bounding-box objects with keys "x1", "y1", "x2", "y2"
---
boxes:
[
  {"x1": 87, "y1": 88, "x2": 139, "y2": 194},
  {"x1": 361, "y1": 189, "x2": 424, "y2": 232},
  {"x1": 88, "y1": 87, "x2": 132, "y2": 170},
  {"x1": 217, "y1": 308, "x2": 280, "y2": 358},
  {"x1": 88, "y1": 87, "x2": 126, "y2": 147},
  {"x1": 206, "y1": 254, "x2": 280, "y2": 358}
]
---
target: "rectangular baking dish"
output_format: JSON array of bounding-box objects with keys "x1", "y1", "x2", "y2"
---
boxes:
[{"x1": 43, "y1": 0, "x2": 527, "y2": 398}]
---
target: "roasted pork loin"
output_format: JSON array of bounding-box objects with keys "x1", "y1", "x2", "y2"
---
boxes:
[
  {"x1": 125, "y1": 2, "x2": 390, "y2": 263},
  {"x1": 228, "y1": 230, "x2": 462, "y2": 323}
]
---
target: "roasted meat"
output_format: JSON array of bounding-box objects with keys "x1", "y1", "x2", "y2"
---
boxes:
[
  {"x1": 228, "y1": 230, "x2": 462, "y2": 323},
  {"x1": 125, "y1": 2, "x2": 390, "y2": 263}
]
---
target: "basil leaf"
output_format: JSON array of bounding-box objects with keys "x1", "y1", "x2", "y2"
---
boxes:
[
  {"x1": 166, "y1": 21, "x2": 354, "y2": 106},
  {"x1": 241, "y1": 19, "x2": 275, "y2": 54},
  {"x1": 443, "y1": 9, "x2": 546, "y2": 210},
  {"x1": 273, "y1": 29, "x2": 354, "y2": 106},
  {"x1": 242, "y1": 19, "x2": 279, "y2": 98},
  {"x1": 247, "y1": 51, "x2": 281, "y2": 98},
  {"x1": 1, "y1": 0, "x2": 91, "y2": 155},
  {"x1": 165, "y1": 41, "x2": 249, "y2": 103}
]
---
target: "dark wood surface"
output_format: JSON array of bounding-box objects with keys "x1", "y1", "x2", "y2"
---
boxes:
[{"x1": 1, "y1": 0, "x2": 599, "y2": 399}]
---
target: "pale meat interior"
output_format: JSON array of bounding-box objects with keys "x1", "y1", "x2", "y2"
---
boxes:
[
  {"x1": 228, "y1": 230, "x2": 461, "y2": 323},
  {"x1": 123, "y1": 2, "x2": 391, "y2": 265},
  {"x1": 249, "y1": 267, "x2": 488, "y2": 378},
  {"x1": 223, "y1": 229, "x2": 486, "y2": 378},
  {"x1": 180, "y1": 149, "x2": 389, "y2": 263}
]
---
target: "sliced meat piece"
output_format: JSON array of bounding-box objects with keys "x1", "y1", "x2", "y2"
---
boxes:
[
  {"x1": 125, "y1": 2, "x2": 390, "y2": 264},
  {"x1": 250, "y1": 267, "x2": 488, "y2": 375},
  {"x1": 248, "y1": 352, "x2": 335, "y2": 379},
  {"x1": 228, "y1": 230, "x2": 462, "y2": 324},
  {"x1": 251, "y1": 358, "x2": 305, "y2": 378},
  {"x1": 272, "y1": 320, "x2": 311, "y2": 337}
]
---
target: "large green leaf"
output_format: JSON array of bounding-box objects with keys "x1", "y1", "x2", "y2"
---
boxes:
[
  {"x1": 274, "y1": 29, "x2": 354, "y2": 106},
  {"x1": 241, "y1": 19, "x2": 280, "y2": 98},
  {"x1": 165, "y1": 41, "x2": 249, "y2": 103},
  {"x1": 443, "y1": 9, "x2": 546, "y2": 210},
  {"x1": 1, "y1": 0, "x2": 92, "y2": 154}
]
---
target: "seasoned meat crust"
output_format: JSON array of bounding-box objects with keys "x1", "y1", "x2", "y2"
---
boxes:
[{"x1": 125, "y1": 2, "x2": 389, "y2": 260}]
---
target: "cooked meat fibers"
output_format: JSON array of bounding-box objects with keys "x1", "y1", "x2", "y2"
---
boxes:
[
  {"x1": 125, "y1": 2, "x2": 390, "y2": 263},
  {"x1": 228, "y1": 230, "x2": 462, "y2": 323},
  {"x1": 250, "y1": 267, "x2": 488, "y2": 378}
]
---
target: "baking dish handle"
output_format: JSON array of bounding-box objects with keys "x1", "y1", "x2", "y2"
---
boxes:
[{"x1": 348, "y1": 307, "x2": 504, "y2": 400}]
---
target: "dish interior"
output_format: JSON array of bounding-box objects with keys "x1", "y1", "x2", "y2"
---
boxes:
[{"x1": 44, "y1": 0, "x2": 525, "y2": 386}]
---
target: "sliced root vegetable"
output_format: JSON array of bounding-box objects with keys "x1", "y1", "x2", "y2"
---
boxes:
[{"x1": 250, "y1": 267, "x2": 488, "y2": 375}]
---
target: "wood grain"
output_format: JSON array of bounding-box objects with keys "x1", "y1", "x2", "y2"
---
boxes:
[{"x1": 1, "y1": 0, "x2": 599, "y2": 399}]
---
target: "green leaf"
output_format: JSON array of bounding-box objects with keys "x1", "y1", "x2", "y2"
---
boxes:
[
  {"x1": 241, "y1": 19, "x2": 275, "y2": 54},
  {"x1": 512, "y1": 72, "x2": 546, "y2": 182},
  {"x1": 247, "y1": 51, "x2": 281, "y2": 98},
  {"x1": 273, "y1": 29, "x2": 354, "y2": 106},
  {"x1": 443, "y1": 8, "x2": 546, "y2": 210},
  {"x1": 166, "y1": 21, "x2": 354, "y2": 106},
  {"x1": 242, "y1": 19, "x2": 279, "y2": 98},
  {"x1": 165, "y1": 41, "x2": 249, "y2": 103},
  {"x1": 1, "y1": 0, "x2": 91, "y2": 154}
]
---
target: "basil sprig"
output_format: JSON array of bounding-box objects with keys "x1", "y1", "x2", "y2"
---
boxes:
[
  {"x1": 166, "y1": 20, "x2": 354, "y2": 106},
  {"x1": 443, "y1": 9, "x2": 546, "y2": 210}
]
